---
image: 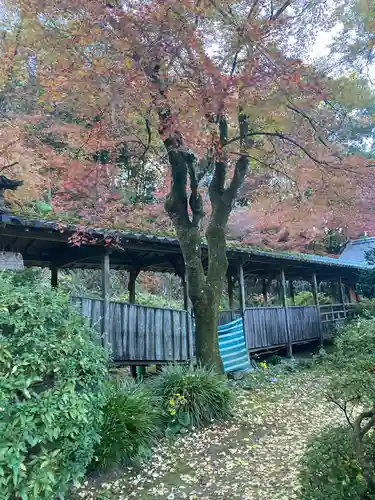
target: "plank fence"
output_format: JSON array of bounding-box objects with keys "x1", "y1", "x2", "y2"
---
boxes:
[
  {"x1": 72, "y1": 297, "x2": 354, "y2": 363},
  {"x1": 71, "y1": 296, "x2": 194, "y2": 363},
  {"x1": 219, "y1": 303, "x2": 354, "y2": 352}
]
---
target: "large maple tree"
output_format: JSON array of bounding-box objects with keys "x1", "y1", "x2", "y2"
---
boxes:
[{"x1": 0, "y1": 0, "x2": 372, "y2": 368}]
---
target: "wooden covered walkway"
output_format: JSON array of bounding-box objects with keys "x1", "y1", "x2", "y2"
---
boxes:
[{"x1": 0, "y1": 214, "x2": 367, "y2": 362}]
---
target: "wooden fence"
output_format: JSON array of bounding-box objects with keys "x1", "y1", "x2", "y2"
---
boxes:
[
  {"x1": 243, "y1": 305, "x2": 320, "y2": 350},
  {"x1": 218, "y1": 304, "x2": 353, "y2": 352},
  {"x1": 72, "y1": 296, "x2": 354, "y2": 363},
  {"x1": 71, "y1": 297, "x2": 194, "y2": 363}
]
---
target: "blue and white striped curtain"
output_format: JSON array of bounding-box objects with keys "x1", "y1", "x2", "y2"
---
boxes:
[{"x1": 217, "y1": 317, "x2": 252, "y2": 373}]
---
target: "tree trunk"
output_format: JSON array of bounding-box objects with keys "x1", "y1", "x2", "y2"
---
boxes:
[
  {"x1": 194, "y1": 297, "x2": 222, "y2": 370},
  {"x1": 175, "y1": 222, "x2": 226, "y2": 372}
]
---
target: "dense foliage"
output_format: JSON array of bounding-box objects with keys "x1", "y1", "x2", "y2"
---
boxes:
[
  {"x1": 0, "y1": 272, "x2": 108, "y2": 499},
  {"x1": 300, "y1": 313, "x2": 375, "y2": 497},
  {"x1": 357, "y1": 248, "x2": 375, "y2": 299},
  {"x1": 91, "y1": 379, "x2": 162, "y2": 472},
  {"x1": 151, "y1": 364, "x2": 234, "y2": 435},
  {"x1": 300, "y1": 425, "x2": 374, "y2": 500}
]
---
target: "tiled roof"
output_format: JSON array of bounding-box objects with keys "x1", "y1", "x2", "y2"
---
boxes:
[{"x1": 0, "y1": 214, "x2": 369, "y2": 272}]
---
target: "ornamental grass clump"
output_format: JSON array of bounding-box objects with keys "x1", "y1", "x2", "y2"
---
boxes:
[
  {"x1": 151, "y1": 363, "x2": 234, "y2": 435},
  {"x1": 91, "y1": 378, "x2": 162, "y2": 471}
]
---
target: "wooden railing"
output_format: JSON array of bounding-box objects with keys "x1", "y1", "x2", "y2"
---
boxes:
[{"x1": 319, "y1": 303, "x2": 354, "y2": 324}]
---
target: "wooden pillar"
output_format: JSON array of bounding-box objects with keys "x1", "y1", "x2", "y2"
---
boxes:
[
  {"x1": 262, "y1": 278, "x2": 268, "y2": 304},
  {"x1": 182, "y1": 274, "x2": 189, "y2": 310},
  {"x1": 227, "y1": 270, "x2": 234, "y2": 311},
  {"x1": 277, "y1": 280, "x2": 283, "y2": 304},
  {"x1": 238, "y1": 262, "x2": 246, "y2": 317},
  {"x1": 312, "y1": 272, "x2": 323, "y2": 346},
  {"x1": 128, "y1": 270, "x2": 138, "y2": 304},
  {"x1": 51, "y1": 264, "x2": 58, "y2": 288},
  {"x1": 281, "y1": 268, "x2": 293, "y2": 358},
  {"x1": 338, "y1": 277, "x2": 347, "y2": 318},
  {"x1": 102, "y1": 250, "x2": 111, "y2": 348},
  {"x1": 182, "y1": 271, "x2": 192, "y2": 358},
  {"x1": 289, "y1": 280, "x2": 295, "y2": 306}
]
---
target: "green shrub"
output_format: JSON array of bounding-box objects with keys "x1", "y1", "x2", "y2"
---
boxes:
[
  {"x1": 300, "y1": 425, "x2": 375, "y2": 500},
  {"x1": 0, "y1": 272, "x2": 108, "y2": 499},
  {"x1": 91, "y1": 378, "x2": 162, "y2": 471},
  {"x1": 151, "y1": 364, "x2": 234, "y2": 435},
  {"x1": 335, "y1": 317, "x2": 375, "y2": 357},
  {"x1": 357, "y1": 268, "x2": 375, "y2": 300},
  {"x1": 350, "y1": 298, "x2": 375, "y2": 319},
  {"x1": 267, "y1": 355, "x2": 283, "y2": 365}
]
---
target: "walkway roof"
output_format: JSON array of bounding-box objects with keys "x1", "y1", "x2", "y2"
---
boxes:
[{"x1": 0, "y1": 214, "x2": 368, "y2": 283}]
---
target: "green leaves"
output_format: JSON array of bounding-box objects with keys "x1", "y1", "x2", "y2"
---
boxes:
[
  {"x1": 91, "y1": 379, "x2": 162, "y2": 472},
  {"x1": 0, "y1": 271, "x2": 108, "y2": 499},
  {"x1": 300, "y1": 425, "x2": 372, "y2": 500},
  {"x1": 151, "y1": 364, "x2": 234, "y2": 430}
]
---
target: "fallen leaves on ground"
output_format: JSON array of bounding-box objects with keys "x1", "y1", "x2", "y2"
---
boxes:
[{"x1": 74, "y1": 370, "x2": 344, "y2": 500}]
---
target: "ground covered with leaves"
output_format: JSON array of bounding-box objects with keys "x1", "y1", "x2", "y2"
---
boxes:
[{"x1": 74, "y1": 368, "x2": 344, "y2": 500}]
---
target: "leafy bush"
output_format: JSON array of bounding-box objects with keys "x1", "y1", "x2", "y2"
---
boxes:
[
  {"x1": 151, "y1": 364, "x2": 234, "y2": 435},
  {"x1": 91, "y1": 378, "x2": 162, "y2": 471},
  {"x1": 0, "y1": 272, "x2": 108, "y2": 499},
  {"x1": 267, "y1": 355, "x2": 283, "y2": 365},
  {"x1": 300, "y1": 425, "x2": 375, "y2": 500},
  {"x1": 309, "y1": 318, "x2": 375, "y2": 496},
  {"x1": 350, "y1": 298, "x2": 375, "y2": 319}
]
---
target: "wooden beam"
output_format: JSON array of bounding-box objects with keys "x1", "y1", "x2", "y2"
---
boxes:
[
  {"x1": 312, "y1": 272, "x2": 323, "y2": 346},
  {"x1": 51, "y1": 264, "x2": 58, "y2": 288},
  {"x1": 281, "y1": 268, "x2": 293, "y2": 358},
  {"x1": 102, "y1": 250, "x2": 111, "y2": 348}
]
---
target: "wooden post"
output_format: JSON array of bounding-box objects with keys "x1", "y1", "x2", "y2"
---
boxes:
[
  {"x1": 102, "y1": 250, "x2": 111, "y2": 348},
  {"x1": 227, "y1": 269, "x2": 235, "y2": 320},
  {"x1": 277, "y1": 280, "x2": 283, "y2": 304},
  {"x1": 281, "y1": 268, "x2": 293, "y2": 358},
  {"x1": 262, "y1": 278, "x2": 268, "y2": 304},
  {"x1": 339, "y1": 277, "x2": 347, "y2": 318},
  {"x1": 238, "y1": 261, "x2": 249, "y2": 360},
  {"x1": 51, "y1": 263, "x2": 58, "y2": 288},
  {"x1": 238, "y1": 262, "x2": 246, "y2": 317},
  {"x1": 312, "y1": 272, "x2": 323, "y2": 346},
  {"x1": 289, "y1": 280, "x2": 295, "y2": 306},
  {"x1": 128, "y1": 270, "x2": 138, "y2": 304},
  {"x1": 182, "y1": 273, "x2": 189, "y2": 310},
  {"x1": 182, "y1": 272, "x2": 192, "y2": 359},
  {"x1": 227, "y1": 273, "x2": 234, "y2": 311}
]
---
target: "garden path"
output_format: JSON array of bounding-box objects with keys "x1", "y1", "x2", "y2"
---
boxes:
[{"x1": 76, "y1": 370, "x2": 344, "y2": 500}]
